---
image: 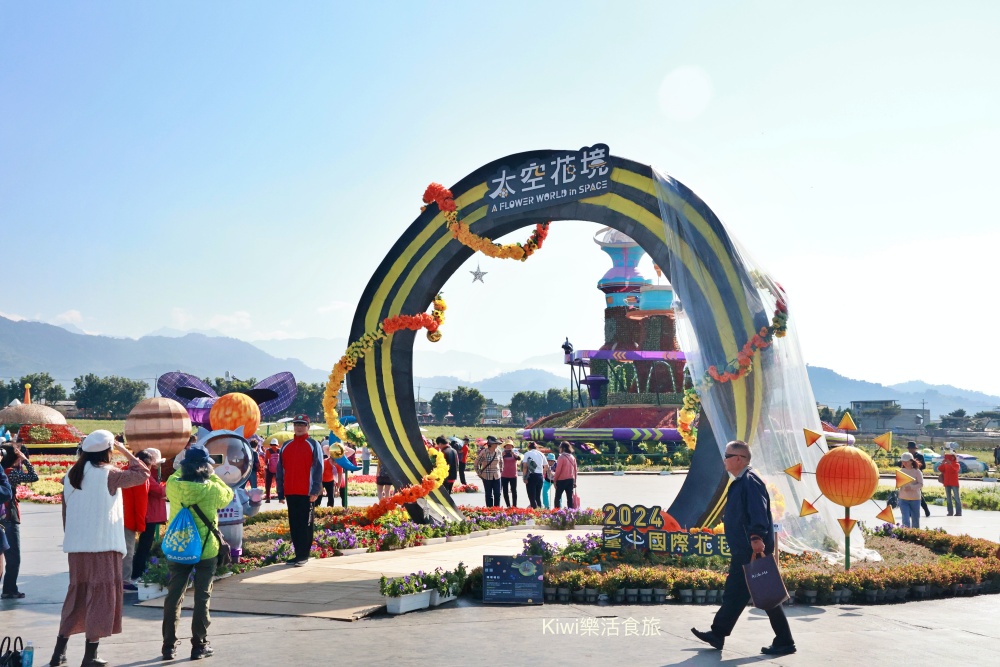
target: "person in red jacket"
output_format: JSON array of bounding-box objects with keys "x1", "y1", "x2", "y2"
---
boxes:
[
  {"x1": 264, "y1": 439, "x2": 281, "y2": 503},
  {"x1": 276, "y1": 415, "x2": 323, "y2": 565},
  {"x1": 939, "y1": 452, "x2": 962, "y2": 516},
  {"x1": 122, "y1": 445, "x2": 150, "y2": 590},
  {"x1": 132, "y1": 448, "x2": 167, "y2": 580}
]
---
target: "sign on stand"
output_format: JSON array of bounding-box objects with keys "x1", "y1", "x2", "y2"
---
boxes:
[{"x1": 482, "y1": 555, "x2": 544, "y2": 605}]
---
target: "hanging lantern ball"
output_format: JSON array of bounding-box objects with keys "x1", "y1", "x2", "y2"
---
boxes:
[
  {"x1": 124, "y1": 397, "x2": 192, "y2": 460},
  {"x1": 815, "y1": 445, "x2": 879, "y2": 508},
  {"x1": 209, "y1": 393, "x2": 261, "y2": 438}
]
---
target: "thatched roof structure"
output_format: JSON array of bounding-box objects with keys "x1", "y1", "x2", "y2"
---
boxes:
[{"x1": 0, "y1": 403, "x2": 67, "y2": 425}]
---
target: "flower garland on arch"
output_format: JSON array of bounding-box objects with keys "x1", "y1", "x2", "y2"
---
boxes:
[
  {"x1": 677, "y1": 388, "x2": 700, "y2": 450},
  {"x1": 322, "y1": 294, "x2": 447, "y2": 442},
  {"x1": 364, "y1": 446, "x2": 450, "y2": 523},
  {"x1": 704, "y1": 299, "x2": 788, "y2": 386},
  {"x1": 422, "y1": 183, "x2": 550, "y2": 261}
]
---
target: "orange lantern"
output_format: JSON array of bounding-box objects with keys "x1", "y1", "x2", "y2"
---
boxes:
[
  {"x1": 209, "y1": 393, "x2": 261, "y2": 438},
  {"x1": 815, "y1": 445, "x2": 879, "y2": 508}
]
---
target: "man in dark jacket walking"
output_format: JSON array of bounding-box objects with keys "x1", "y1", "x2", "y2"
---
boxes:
[
  {"x1": 276, "y1": 414, "x2": 323, "y2": 565},
  {"x1": 692, "y1": 440, "x2": 795, "y2": 656}
]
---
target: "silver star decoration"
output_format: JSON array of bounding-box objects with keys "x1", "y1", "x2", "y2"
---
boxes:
[{"x1": 470, "y1": 264, "x2": 488, "y2": 283}]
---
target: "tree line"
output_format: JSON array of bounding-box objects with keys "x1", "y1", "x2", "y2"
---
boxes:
[{"x1": 0, "y1": 372, "x2": 330, "y2": 421}]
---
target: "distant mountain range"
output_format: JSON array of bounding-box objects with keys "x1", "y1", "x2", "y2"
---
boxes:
[
  {"x1": 3, "y1": 316, "x2": 997, "y2": 416},
  {"x1": 0, "y1": 316, "x2": 327, "y2": 386}
]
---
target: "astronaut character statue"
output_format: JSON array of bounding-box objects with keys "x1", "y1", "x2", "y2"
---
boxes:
[{"x1": 194, "y1": 426, "x2": 263, "y2": 559}]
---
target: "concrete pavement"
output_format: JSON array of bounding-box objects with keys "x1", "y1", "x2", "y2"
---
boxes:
[{"x1": 5, "y1": 479, "x2": 1000, "y2": 666}]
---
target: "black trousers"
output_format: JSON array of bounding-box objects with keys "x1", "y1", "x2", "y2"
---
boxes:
[
  {"x1": 483, "y1": 478, "x2": 501, "y2": 507},
  {"x1": 458, "y1": 462, "x2": 467, "y2": 485},
  {"x1": 501, "y1": 477, "x2": 518, "y2": 507},
  {"x1": 131, "y1": 521, "x2": 162, "y2": 580},
  {"x1": 712, "y1": 558, "x2": 794, "y2": 646},
  {"x1": 265, "y1": 470, "x2": 277, "y2": 499},
  {"x1": 554, "y1": 479, "x2": 574, "y2": 508},
  {"x1": 314, "y1": 481, "x2": 336, "y2": 507},
  {"x1": 285, "y1": 495, "x2": 314, "y2": 561},
  {"x1": 0, "y1": 520, "x2": 20, "y2": 594},
  {"x1": 525, "y1": 473, "x2": 543, "y2": 508}
]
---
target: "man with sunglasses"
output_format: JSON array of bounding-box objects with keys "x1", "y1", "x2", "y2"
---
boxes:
[{"x1": 691, "y1": 440, "x2": 796, "y2": 656}]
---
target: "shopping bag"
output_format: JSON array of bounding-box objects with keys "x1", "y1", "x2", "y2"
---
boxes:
[
  {"x1": 571, "y1": 493, "x2": 581, "y2": 509},
  {"x1": 161, "y1": 506, "x2": 203, "y2": 564},
  {"x1": 742, "y1": 553, "x2": 788, "y2": 610}
]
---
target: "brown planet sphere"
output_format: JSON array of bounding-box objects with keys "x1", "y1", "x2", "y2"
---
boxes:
[{"x1": 124, "y1": 397, "x2": 193, "y2": 459}]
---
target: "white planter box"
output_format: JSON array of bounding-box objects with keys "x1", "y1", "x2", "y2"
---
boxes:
[
  {"x1": 337, "y1": 547, "x2": 369, "y2": 556},
  {"x1": 468, "y1": 530, "x2": 488, "y2": 539},
  {"x1": 488, "y1": 528, "x2": 504, "y2": 535},
  {"x1": 137, "y1": 583, "x2": 167, "y2": 601},
  {"x1": 430, "y1": 591, "x2": 458, "y2": 606},
  {"x1": 385, "y1": 590, "x2": 432, "y2": 614},
  {"x1": 446, "y1": 534, "x2": 469, "y2": 542},
  {"x1": 423, "y1": 537, "x2": 447, "y2": 545}
]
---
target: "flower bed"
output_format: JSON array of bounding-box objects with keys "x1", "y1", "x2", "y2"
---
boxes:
[{"x1": 460, "y1": 528, "x2": 1000, "y2": 605}]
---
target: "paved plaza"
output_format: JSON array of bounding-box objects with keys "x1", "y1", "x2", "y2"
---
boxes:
[{"x1": 4, "y1": 474, "x2": 1000, "y2": 666}]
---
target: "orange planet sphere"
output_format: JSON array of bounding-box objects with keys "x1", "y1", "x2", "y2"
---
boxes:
[
  {"x1": 815, "y1": 445, "x2": 879, "y2": 508},
  {"x1": 209, "y1": 393, "x2": 261, "y2": 438},
  {"x1": 124, "y1": 397, "x2": 192, "y2": 460}
]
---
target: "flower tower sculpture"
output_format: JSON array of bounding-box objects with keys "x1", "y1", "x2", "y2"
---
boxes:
[{"x1": 785, "y1": 414, "x2": 908, "y2": 569}]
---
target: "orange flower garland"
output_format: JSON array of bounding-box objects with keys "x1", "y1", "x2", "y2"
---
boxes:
[
  {"x1": 703, "y1": 302, "x2": 789, "y2": 386},
  {"x1": 422, "y1": 182, "x2": 550, "y2": 261},
  {"x1": 364, "y1": 446, "x2": 450, "y2": 523},
  {"x1": 323, "y1": 295, "x2": 446, "y2": 442}
]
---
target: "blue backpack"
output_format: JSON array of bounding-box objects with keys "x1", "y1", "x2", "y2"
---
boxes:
[{"x1": 161, "y1": 506, "x2": 203, "y2": 564}]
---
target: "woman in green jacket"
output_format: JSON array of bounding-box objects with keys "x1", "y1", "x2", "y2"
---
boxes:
[{"x1": 162, "y1": 446, "x2": 234, "y2": 661}]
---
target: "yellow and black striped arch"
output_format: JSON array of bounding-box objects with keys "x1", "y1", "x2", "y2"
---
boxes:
[{"x1": 348, "y1": 150, "x2": 766, "y2": 526}]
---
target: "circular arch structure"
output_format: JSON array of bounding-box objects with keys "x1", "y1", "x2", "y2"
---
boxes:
[{"x1": 348, "y1": 148, "x2": 769, "y2": 525}]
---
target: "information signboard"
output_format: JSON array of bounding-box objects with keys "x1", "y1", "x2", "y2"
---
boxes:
[{"x1": 482, "y1": 555, "x2": 544, "y2": 605}]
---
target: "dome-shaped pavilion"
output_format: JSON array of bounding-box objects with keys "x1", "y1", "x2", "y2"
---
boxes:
[{"x1": 0, "y1": 402, "x2": 67, "y2": 426}]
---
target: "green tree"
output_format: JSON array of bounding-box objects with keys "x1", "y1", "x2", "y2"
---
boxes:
[
  {"x1": 817, "y1": 405, "x2": 835, "y2": 423},
  {"x1": 430, "y1": 391, "x2": 452, "y2": 423},
  {"x1": 545, "y1": 388, "x2": 572, "y2": 414},
  {"x1": 204, "y1": 376, "x2": 258, "y2": 396},
  {"x1": 940, "y1": 408, "x2": 970, "y2": 430},
  {"x1": 450, "y1": 386, "x2": 485, "y2": 426},
  {"x1": 510, "y1": 390, "x2": 545, "y2": 423},
  {"x1": 285, "y1": 382, "x2": 325, "y2": 421},
  {"x1": 12, "y1": 372, "x2": 58, "y2": 404},
  {"x1": 45, "y1": 383, "x2": 68, "y2": 402},
  {"x1": 72, "y1": 374, "x2": 149, "y2": 417}
]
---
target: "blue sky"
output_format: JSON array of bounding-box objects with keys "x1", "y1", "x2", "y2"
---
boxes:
[{"x1": 2, "y1": 2, "x2": 999, "y2": 397}]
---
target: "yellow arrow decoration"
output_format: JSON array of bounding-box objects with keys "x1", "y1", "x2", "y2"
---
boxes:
[
  {"x1": 895, "y1": 470, "x2": 915, "y2": 488},
  {"x1": 838, "y1": 412, "x2": 858, "y2": 431},
  {"x1": 875, "y1": 506, "x2": 895, "y2": 524},
  {"x1": 873, "y1": 432, "x2": 892, "y2": 451},
  {"x1": 838, "y1": 518, "x2": 857, "y2": 535},
  {"x1": 799, "y1": 500, "x2": 819, "y2": 517},
  {"x1": 784, "y1": 463, "x2": 803, "y2": 481},
  {"x1": 803, "y1": 428, "x2": 824, "y2": 447}
]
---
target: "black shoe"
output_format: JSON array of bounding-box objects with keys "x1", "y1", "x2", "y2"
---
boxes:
[
  {"x1": 191, "y1": 642, "x2": 214, "y2": 660},
  {"x1": 761, "y1": 643, "x2": 796, "y2": 655},
  {"x1": 82, "y1": 640, "x2": 108, "y2": 666},
  {"x1": 691, "y1": 628, "x2": 724, "y2": 650},
  {"x1": 1, "y1": 592, "x2": 25, "y2": 599},
  {"x1": 162, "y1": 641, "x2": 179, "y2": 660},
  {"x1": 49, "y1": 635, "x2": 69, "y2": 666}
]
